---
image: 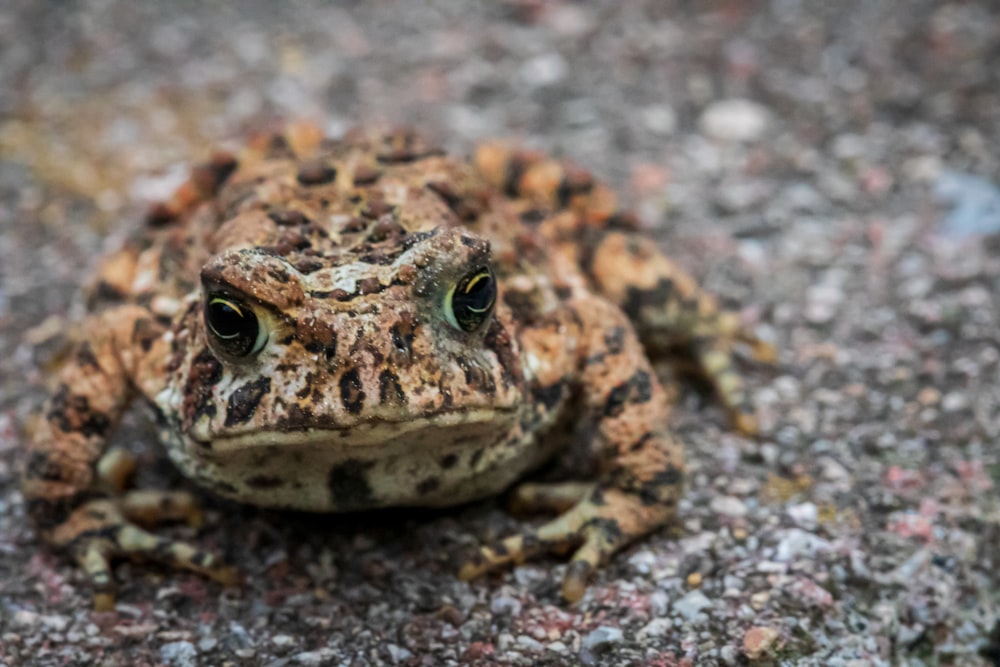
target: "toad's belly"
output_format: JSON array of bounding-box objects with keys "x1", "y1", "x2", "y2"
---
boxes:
[{"x1": 163, "y1": 417, "x2": 562, "y2": 511}]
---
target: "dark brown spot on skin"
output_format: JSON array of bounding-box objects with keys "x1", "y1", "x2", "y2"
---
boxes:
[
  {"x1": 339, "y1": 368, "x2": 366, "y2": 414},
  {"x1": 266, "y1": 134, "x2": 294, "y2": 158},
  {"x1": 631, "y1": 370, "x2": 653, "y2": 403},
  {"x1": 605, "y1": 211, "x2": 640, "y2": 230},
  {"x1": 267, "y1": 265, "x2": 292, "y2": 284},
  {"x1": 651, "y1": 464, "x2": 684, "y2": 487},
  {"x1": 145, "y1": 202, "x2": 178, "y2": 227},
  {"x1": 91, "y1": 280, "x2": 126, "y2": 305},
  {"x1": 195, "y1": 152, "x2": 235, "y2": 191},
  {"x1": 368, "y1": 217, "x2": 404, "y2": 242},
  {"x1": 280, "y1": 403, "x2": 314, "y2": 430},
  {"x1": 201, "y1": 151, "x2": 239, "y2": 191},
  {"x1": 459, "y1": 234, "x2": 484, "y2": 249},
  {"x1": 602, "y1": 382, "x2": 631, "y2": 418},
  {"x1": 555, "y1": 173, "x2": 594, "y2": 208},
  {"x1": 183, "y1": 349, "x2": 223, "y2": 424},
  {"x1": 425, "y1": 181, "x2": 480, "y2": 220},
  {"x1": 225, "y1": 377, "x2": 271, "y2": 426},
  {"x1": 26, "y1": 493, "x2": 97, "y2": 530},
  {"x1": 416, "y1": 477, "x2": 440, "y2": 495},
  {"x1": 362, "y1": 199, "x2": 395, "y2": 221},
  {"x1": 401, "y1": 229, "x2": 438, "y2": 251},
  {"x1": 469, "y1": 447, "x2": 485, "y2": 470},
  {"x1": 462, "y1": 361, "x2": 497, "y2": 395},
  {"x1": 297, "y1": 161, "x2": 337, "y2": 185},
  {"x1": 637, "y1": 464, "x2": 684, "y2": 505},
  {"x1": 603, "y1": 327, "x2": 626, "y2": 355},
  {"x1": 47, "y1": 385, "x2": 111, "y2": 439},
  {"x1": 573, "y1": 228, "x2": 607, "y2": 279},
  {"x1": 532, "y1": 382, "x2": 565, "y2": 411},
  {"x1": 622, "y1": 278, "x2": 674, "y2": 320},
  {"x1": 503, "y1": 155, "x2": 529, "y2": 197},
  {"x1": 303, "y1": 326, "x2": 338, "y2": 356},
  {"x1": 25, "y1": 451, "x2": 64, "y2": 483},
  {"x1": 245, "y1": 475, "x2": 284, "y2": 489},
  {"x1": 602, "y1": 369, "x2": 653, "y2": 417},
  {"x1": 426, "y1": 181, "x2": 460, "y2": 207},
  {"x1": 483, "y1": 320, "x2": 521, "y2": 385},
  {"x1": 75, "y1": 342, "x2": 100, "y2": 369},
  {"x1": 328, "y1": 459, "x2": 375, "y2": 508},
  {"x1": 629, "y1": 432, "x2": 654, "y2": 453},
  {"x1": 268, "y1": 208, "x2": 310, "y2": 227},
  {"x1": 378, "y1": 369, "x2": 406, "y2": 406},
  {"x1": 295, "y1": 257, "x2": 324, "y2": 274},
  {"x1": 132, "y1": 317, "x2": 163, "y2": 352},
  {"x1": 352, "y1": 164, "x2": 381, "y2": 185},
  {"x1": 358, "y1": 250, "x2": 399, "y2": 266},
  {"x1": 358, "y1": 277, "x2": 381, "y2": 295},
  {"x1": 296, "y1": 371, "x2": 322, "y2": 399},
  {"x1": 501, "y1": 290, "x2": 540, "y2": 325},
  {"x1": 440, "y1": 453, "x2": 458, "y2": 469},
  {"x1": 390, "y1": 316, "x2": 417, "y2": 361},
  {"x1": 588, "y1": 517, "x2": 623, "y2": 543},
  {"x1": 519, "y1": 208, "x2": 548, "y2": 225}
]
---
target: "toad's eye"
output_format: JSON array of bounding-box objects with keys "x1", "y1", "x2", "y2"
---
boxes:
[
  {"x1": 205, "y1": 296, "x2": 268, "y2": 357},
  {"x1": 445, "y1": 266, "x2": 497, "y2": 332}
]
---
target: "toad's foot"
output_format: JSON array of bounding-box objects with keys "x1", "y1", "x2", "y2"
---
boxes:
[
  {"x1": 52, "y1": 493, "x2": 238, "y2": 611},
  {"x1": 459, "y1": 483, "x2": 673, "y2": 602}
]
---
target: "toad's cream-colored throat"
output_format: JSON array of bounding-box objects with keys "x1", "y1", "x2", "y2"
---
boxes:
[{"x1": 198, "y1": 407, "x2": 517, "y2": 455}]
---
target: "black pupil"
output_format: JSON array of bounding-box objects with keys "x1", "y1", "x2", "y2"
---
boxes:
[
  {"x1": 453, "y1": 269, "x2": 495, "y2": 331},
  {"x1": 463, "y1": 273, "x2": 493, "y2": 307},
  {"x1": 206, "y1": 297, "x2": 259, "y2": 356},
  {"x1": 208, "y1": 301, "x2": 246, "y2": 338}
]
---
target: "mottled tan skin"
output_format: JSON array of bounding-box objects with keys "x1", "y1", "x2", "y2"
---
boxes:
[{"x1": 22, "y1": 125, "x2": 773, "y2": 608}]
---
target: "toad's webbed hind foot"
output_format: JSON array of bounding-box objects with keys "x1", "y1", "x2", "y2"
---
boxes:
[
  {"x1": 56, "y1": 495, "x2": 238, "y2": 611},
  {"x1": 459, "y1": 484, "x2": 674, "y2": 602}
]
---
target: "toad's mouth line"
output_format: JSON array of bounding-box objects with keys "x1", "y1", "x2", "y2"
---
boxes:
[{"x1": 192, "y1": 407, "x2": 519, "y2": 454}]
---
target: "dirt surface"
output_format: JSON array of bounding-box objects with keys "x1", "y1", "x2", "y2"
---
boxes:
[{"x1": 2, "y1": 1, "x2": 999, "y2": 665}]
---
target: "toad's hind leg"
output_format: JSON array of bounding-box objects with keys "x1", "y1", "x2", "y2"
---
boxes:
[
  {"x1": 460, "y1": 297, "x2": 684, "y2": 602},
  {"x1": 22, "y1": 306, "x2": 236, "y2": 610},
  {"x1": 474, "y1": 144, "x2": 774, "y2": 434},
  {"x1": 584, "y1": 231, "x2": 775, "y2": 434}
]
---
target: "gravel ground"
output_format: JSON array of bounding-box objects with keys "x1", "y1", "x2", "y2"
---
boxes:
[{"x1": 2, "y1": 1, "x2": 999, "y2": 665}]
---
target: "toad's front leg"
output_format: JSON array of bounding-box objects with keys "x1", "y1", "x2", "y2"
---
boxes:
[
  {"x1": 22, "y1": 306, "x2": 235, "y2": 610},
  {"x1": 459, "y1": 296, "x2": 685, "y2": 602}
]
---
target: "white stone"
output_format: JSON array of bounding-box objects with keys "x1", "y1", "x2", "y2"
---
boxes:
[
  {"x1": 711, "y1": 495, "x2": 748, "y2": 517},
  {"x1": 636, "y1": 618, "x2": 673, "y2": 640},
  {"x1": 672, "y1": 590, "x2": 714, "y2": 621},
  {"x1": 699, "y1": 99, "x2": 770, "y2": 142},
  {"x1": 581, "y1": 626, "x2": 624, "y2": 651}
]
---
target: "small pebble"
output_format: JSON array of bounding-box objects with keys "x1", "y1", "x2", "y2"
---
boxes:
[
  {"x1": 711, "y1": 495, "x2": 748, "y2": 517},
  {"x1": 517, "y1": 635, "x2": 543, "y2": 651},
  {"x1": 159, "y1": 641, "x2": 198, "y2": 667},
  {"x1": 636, "y1": 618, "x2": 672, "y2": 640},
  {"x1": 699, "y1": 99, "x2": 770, "y2": 142},
  {"x1": 490, "y1": 595, "x2": 522, "y2": 616},
  {"x1": 742, "y1": 626, "x2": 781, "y2": 660},
  {"x1": 672, "y1": 590, "x2": 713, "y2": 621},
  {"x1": 293, "y1": 649, "x2": 336, "y2": 666}
]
